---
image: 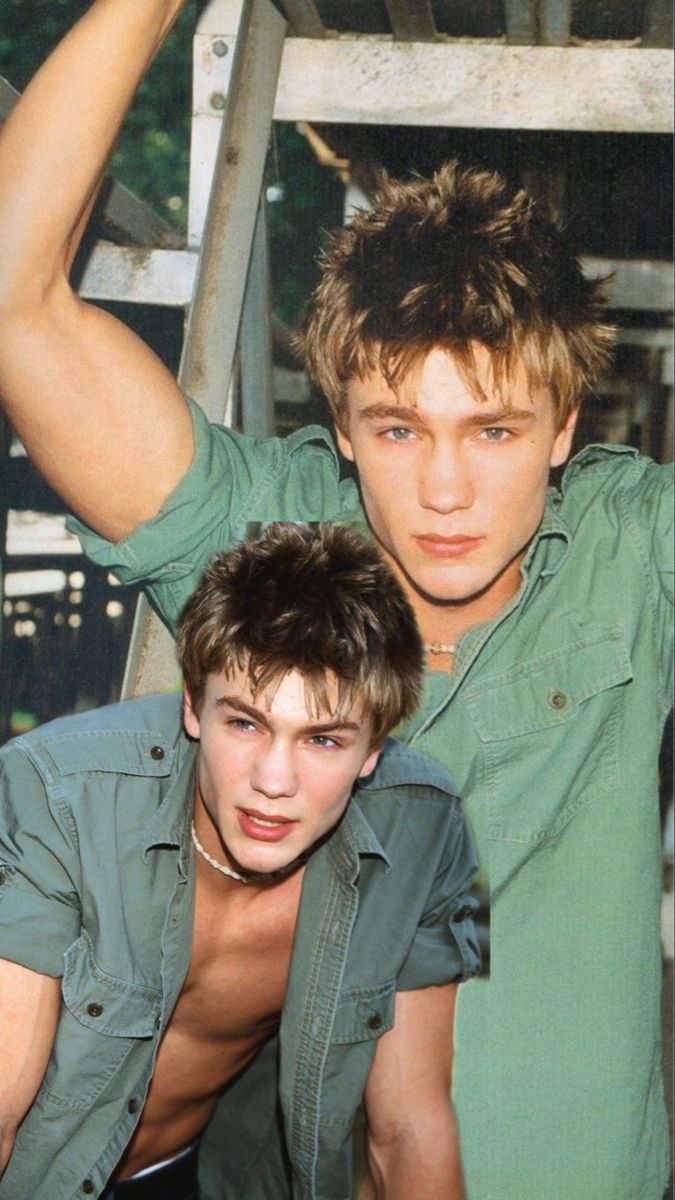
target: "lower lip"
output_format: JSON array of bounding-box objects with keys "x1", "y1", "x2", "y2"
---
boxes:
[
  {"x1": 414, "y1": 536, "x2": 483, "y2": 558},
  {"x1": 237, "y1": 809, "x2": 297, "y2": 842}
]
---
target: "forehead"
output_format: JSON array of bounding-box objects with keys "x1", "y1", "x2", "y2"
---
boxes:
[
  {"x1": 346, "y1": 345, "x2": 553, "y2": 416},
  {"x1": 203, "y1": 665, "x2": 369, "y2": 729}
]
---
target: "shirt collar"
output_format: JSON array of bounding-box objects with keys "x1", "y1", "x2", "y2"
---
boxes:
[
  {"x1": 325, "y1": 795, "x2": 392, "y2": 883},
  {"x1": 525, "y1": 443, "x2": 640, "y2": 581}
]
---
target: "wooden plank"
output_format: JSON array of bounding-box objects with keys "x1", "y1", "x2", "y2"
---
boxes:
[
  {"x1": 270, "y1": 41, "x2": 673, "y2": 132},
  {"x1": 504, "y1": 0, "x2": 537, "y2": 44},
  {"x1": 277, "y1": 0, "x2": 327, "y2": 37},
  {"x1": 539, "y1": 0, "x2": 571, "y2": 46},
  {"x1": 384, "y1": 0, "x2": 437, "y2": 41}
]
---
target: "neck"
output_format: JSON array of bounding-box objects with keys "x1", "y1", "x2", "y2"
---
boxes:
[{"x1": 376, "y1": 544, "x2": 526, "y2": 647}]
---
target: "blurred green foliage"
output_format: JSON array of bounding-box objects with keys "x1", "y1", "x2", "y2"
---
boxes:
[{"x1": 0, "y1": 0, "x2": 342, "y2": 325}]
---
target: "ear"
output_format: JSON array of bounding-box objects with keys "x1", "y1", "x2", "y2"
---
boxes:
[
  {"x1": 183, "y1": 687, "x2": 201, "y2": 740},
  {"x1": 334, "y1": 421, "x2": 356, "y2": 463},
  {"x1": 550, "y1": 406, "x2": 579, "y2": 469},
  {"x1": 358, "y1": 745, "x2": 382, "y2": 780}
]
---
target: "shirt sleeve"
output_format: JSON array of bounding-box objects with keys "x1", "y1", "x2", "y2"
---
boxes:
[
  {"x1": 0, "y1": 743, "x2": 82, "y2": 976},
  {"x1": 619, "y1": 458, "x2": 674, "y2": 704},
  {"x1": 67, "y1": 396, "x2": 360, "y2": 632},
  {"x1": 396, "y1": 806, "x2": 481, "y2": 991}
]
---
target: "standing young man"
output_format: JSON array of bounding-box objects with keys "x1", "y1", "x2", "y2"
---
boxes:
[
  {"x1": 0, "y1": 3, "x2": 671, "y2": 1196},
  {"x1": 0, "y1": 522, "x2": 479, "y2": 1200}
]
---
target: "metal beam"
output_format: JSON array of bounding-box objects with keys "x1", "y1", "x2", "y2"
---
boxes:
[
  {"x1": 263, "y1": 41, "x2": 673, "y2": 132},
  {"x1": 181, "y1": 0, "x2": 285, "y2": 422},
  {"x1": 277, "y1": 0, "x2": 327, "y2": 37},
  {"x1": 539, "y1": 0, "x2": 571, "y2": 46},
  {"x1": 384, "y1": 0, "x2": 437, "y2": 41},
  {"x1": 240, "y1": 198, "x2": 274, "y2": 436},
  {"x1": 123, "y1": 0, "x2": 286, "y2": 699},
  {"x1": 77, "y1": 243, "x2": 673, "y2": 315},
  {"x1": 642, "y1": 0, "x2": 673, "y2": 47},
  {"x1": 504, "y1": 0, "x2": 537, "y2": 44},
  {"x1": 78, "y1": 244, "x2": 196, "y2": 306},
  {"x1": 581, "y1": 257, "x2": 674, "y2": 312}
]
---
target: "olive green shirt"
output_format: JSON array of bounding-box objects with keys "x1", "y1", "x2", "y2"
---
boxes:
[
  {"x1": 72, "y1": 399, "x2": 674, "y2": 1199},
  {"x1": 0, "y1": 694, "x2": 479, "y2": 1200}
]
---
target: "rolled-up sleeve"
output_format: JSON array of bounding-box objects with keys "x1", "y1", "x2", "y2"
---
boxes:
[
  {"x1": 397, "y1": 808, "x2": 481, "y2": 990},
  {"x1": 0, "y1": 745, "x2": 81, "y2": 976},
  {"x1": 68, "y1": 397, "x2": 358, "y2": 631}
]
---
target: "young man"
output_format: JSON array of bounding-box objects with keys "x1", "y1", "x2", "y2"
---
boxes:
[
  {"x1": 0, "y1": 3, "x2": 671, "y2": 1197},
  {"x1": 0, "y1": 521, "x2": 479, "y2": 1200}
]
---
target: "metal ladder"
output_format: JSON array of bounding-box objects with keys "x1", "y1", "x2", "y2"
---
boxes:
[{"x1": 118, "y1": 0, "x2": 286, "y2": 699}]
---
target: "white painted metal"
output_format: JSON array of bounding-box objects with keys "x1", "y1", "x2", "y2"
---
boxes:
[
  {"x1": 78, "y1": 244, "x2": 197, "y2": 306},
  {"x1": 267, "y1": 41, "x2": 672, "y2": 132},
  {"x1": 77, "y1": 245, "x2": 674, "y2": 315},
  {"x1": 123, "y1": 0, "x2": 286, "y2": 699}
]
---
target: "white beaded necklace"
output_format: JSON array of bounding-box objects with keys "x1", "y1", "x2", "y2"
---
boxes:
[
  {"x1": 424, "y1": 642, "x2": 456, "y2": 655},
  {"x1": 191, "y1": 822, "x2": 248, "y2": 883}
]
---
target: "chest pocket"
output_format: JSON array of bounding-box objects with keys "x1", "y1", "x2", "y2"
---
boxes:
[
  {"x1": 318, "y1": 980, "x2": 396, "y2": 1133},
  {"x1": 466, "y1": 625, "x2": 632, "y2": 843},
  {"x1": 41, "y1": 930, "x2": 161, "y2": 1110}
]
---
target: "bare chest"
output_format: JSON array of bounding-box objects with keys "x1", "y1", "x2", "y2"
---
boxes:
[{"x1": 117, "y1": 872, "x2": 302, "y2": 1177}]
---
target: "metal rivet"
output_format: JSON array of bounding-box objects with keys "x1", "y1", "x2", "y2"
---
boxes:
[
  {"x1": 549, "y1": 690, "x2": 567, "y2": 710},
  {"x1": 82, "y1": 1180, "x2": 95, "y2": 1194},
  {"x1": 213, "y1": 39, "x2": 229, "y2": 57},
  {"x1": 150, "y1": 745, "x2": 165, "y2": 761},
  {"x1": 87, "y1": 1003, "x2": 103, "y2": 1018},
  {"x1": 367, "y1": 1013, "x2": 382, "y2": 1031},
  {"x1": 210, "y1": 91, "x2": 226, "y2": 111}
]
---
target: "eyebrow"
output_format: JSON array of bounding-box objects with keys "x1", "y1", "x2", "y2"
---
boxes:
[
  {"x1": 214, "y1": 695, "x2": 362, "y2": 736},
  {"x1": 357, "y1": 402, "x2": 537, "y2": 426}
]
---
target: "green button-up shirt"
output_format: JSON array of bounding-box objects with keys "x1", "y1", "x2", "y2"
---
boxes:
[
  {"x1": 0, "y1": 693, "x2": 478, "y2": 1200},
  {"x1": 73, "y1": 400, "x2": 674, "y2": 1199}
]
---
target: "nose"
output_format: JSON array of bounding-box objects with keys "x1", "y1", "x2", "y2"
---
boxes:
[
  {"x1": 418, "y1": 442, "x2": 474, "y2": 513},
  {"x1": 250, "y1": 739, "x2": 298, "y2": 800}
]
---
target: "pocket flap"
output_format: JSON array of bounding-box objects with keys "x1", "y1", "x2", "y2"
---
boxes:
[
  {"x1": 62, "y1": 930, "x2": 160, "y2": 1037},
  {"x1": 467, "y1": 627, "x2": 632, "y2": 742},
  {"x1": 331, "y1": 980, "x2": 396, "y2": 1045}
]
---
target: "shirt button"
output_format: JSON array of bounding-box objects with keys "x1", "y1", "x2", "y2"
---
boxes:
[
  {"x1": 82, "y1": 1181, "x2": 95, "y2": 1194},
  {"x1": 128, "y1": 1098, "x2": 138, "y2": 1114},
  {"x1": 87, "y1": 1003, "x2": 103, "y2": 1018},
  {"x1": 549, "y1": 690, "x2": 567, "y2": 710},
  {"x1": 150, "y1": 745, "x2": 165, "y2": 760},
  {"x1": 367, "y1": 1013, "x2": 382, "y2": 1031}
]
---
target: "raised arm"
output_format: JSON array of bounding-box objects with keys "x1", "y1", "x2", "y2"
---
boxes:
[
  {"x1": 363, "y1": 983, "x2": 465, "y2": 1200},
  {"x1": 0, "y1": 0, "x2": 194, "y2": 541},
  {"x1": 0, "y1": 959, "x2": 61, "y2": 1174}
]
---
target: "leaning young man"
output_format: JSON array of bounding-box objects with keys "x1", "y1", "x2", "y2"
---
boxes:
[
  {"x1": 0, "y1": 3, "x2": 672, "y2": 1197},
  {"x1": 0, "y1": 522, "x2": 479, "y2": 1200}
]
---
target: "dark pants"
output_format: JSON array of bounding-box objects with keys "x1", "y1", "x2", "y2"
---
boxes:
[{"x1": 101, "y1": 1144, "x2": 200, "y2": 1200}]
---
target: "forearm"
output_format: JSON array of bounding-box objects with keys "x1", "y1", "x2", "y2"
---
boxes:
[
  {"x1": 366, "y1": 1104, "x2": 466, "y2": 1200},
  {"x1": 0, "y1": 1117, "x2": 17, "y2": 1177},
  {"x1": 0, "y1": 0, "x2": 187, "y2": 305}
]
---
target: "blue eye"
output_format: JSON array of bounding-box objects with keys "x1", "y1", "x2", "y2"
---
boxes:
[
  {"x1": 481, "y1": 427, "x2": 510, "y2": 441},
  {"x1": 310, "y1": 735, "x2": 338, "y2": 748},
  {"x1": 384, "y1": 427, "x2": 414, "y2": 441}
]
